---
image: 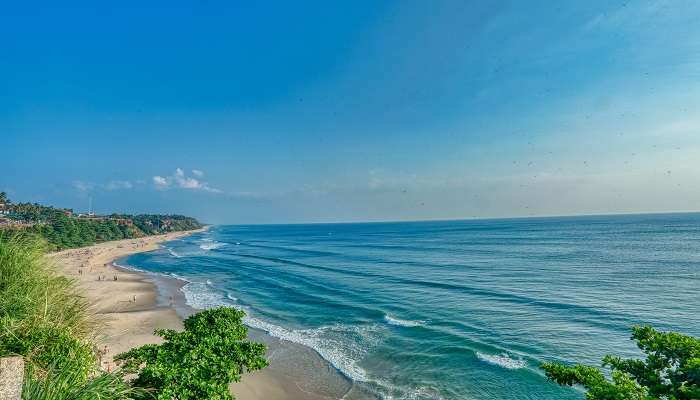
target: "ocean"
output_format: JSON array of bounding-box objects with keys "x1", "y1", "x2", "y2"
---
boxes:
[{"x1": 120, "y1": 214, "x2": 700, "y2": 399}]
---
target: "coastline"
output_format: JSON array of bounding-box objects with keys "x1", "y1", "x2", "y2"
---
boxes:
[
  {"x1": 50, "y1": 228, "x2": 345, "y2": 400},
  {"x1": 51, "y1": 229, "x2": 205, "y2": 371}
]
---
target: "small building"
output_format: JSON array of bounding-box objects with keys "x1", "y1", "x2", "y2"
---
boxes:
[
  {"x1": 113, "y1": 218, "x2": 134, "y2": 227},
  {"x1": 77, "y1": 214, "x2": 105, "y2": 221}
]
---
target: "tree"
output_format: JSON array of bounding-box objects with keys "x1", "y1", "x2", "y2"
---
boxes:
[
  {"x1": 542, "y1": 326, "x2": 700, "y2": 400},
  {"x1": 0, "y1": 191, "x2": 7, "y2": 204},
  {"x1": 115, "y1": 307, "x2": 268, "y2": 400}
]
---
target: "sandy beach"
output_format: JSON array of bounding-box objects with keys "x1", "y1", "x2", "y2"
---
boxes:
[
  {"x1": 50, "y1": 229, "x2": 333, "y2": 400},
  {"x1": 51, "y1": 230, "x2": 203, "y2": 371}
]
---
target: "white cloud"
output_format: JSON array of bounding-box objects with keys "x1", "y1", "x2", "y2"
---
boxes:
[
  {"x1": 174, "y1": 168, "x2": 203, "y2": 189},
  {"x1": 153, "y1": 176, "x2": 169, "y2": 188},
  {"x1": 192, "y1": 169, "x2": 204, "y2": 177},
  {"x1": 153, "y1": 169, "x2": 221, "y2": 193}
]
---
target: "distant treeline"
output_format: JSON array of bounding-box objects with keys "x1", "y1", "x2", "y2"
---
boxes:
[{"x1": 0, "y1": 193, "x2": 202, "y2": 250}]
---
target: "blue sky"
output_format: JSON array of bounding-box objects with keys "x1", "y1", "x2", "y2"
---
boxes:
[{"x1": 2, "y1": 1, "x2": 700, "y2": 223}]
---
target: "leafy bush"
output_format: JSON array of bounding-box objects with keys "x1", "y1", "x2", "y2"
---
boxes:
[
  {"x1": 116, "y1": 307, "x2": 268, "y2": 400},
  {"x1": 541, "y1": 326, "x2": 700, "y2": 400}
]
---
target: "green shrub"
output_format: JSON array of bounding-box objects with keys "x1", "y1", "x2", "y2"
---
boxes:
[
  {"x1": 116, "y1": 307, "x2": 268, "y2": 400},
  {"x1": 542, "y1": 326, "x2": 700, "y2": 400}
]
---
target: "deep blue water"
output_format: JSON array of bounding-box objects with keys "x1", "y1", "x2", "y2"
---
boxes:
[{"x1": 124, "y1": 214, "x2": 700, "y2": 399}]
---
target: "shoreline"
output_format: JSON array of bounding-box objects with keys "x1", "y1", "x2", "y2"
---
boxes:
[
  {"x1": 51, "y1": 228, "x2": 351, "y2": 400},
  {"x1": 51, "y1": 229, "x2": 206, "y2": 371}
]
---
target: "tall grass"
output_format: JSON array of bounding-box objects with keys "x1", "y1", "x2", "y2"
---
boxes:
[
  {"x1": 0, "y1": 231, "x2": 142, "y2": 399},
  {"x1": 22, "y1": 363, "x2": 145, "y2": 400},
  {"x1": 0, "y1": 231, "x2": 95, "y2": 375}
]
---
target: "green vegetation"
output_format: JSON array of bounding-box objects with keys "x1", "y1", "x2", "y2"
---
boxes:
[
  {"x1": 1, "y1": 232, "x2": 267, "y2": 399},
  {"x1": 542, "y1": 326, "x2": 700, "y2": 400},
  {"x1": 0, "y1": 233, "x2": 95, "y2": 375},
  {"x1": 0, "y1": 232, "x2": 136, "y2": 399},
  {"x1": 0, "y1": 194, "x2": 202, "y2": 250},
  {"x1": 22, "y1": 364, "x2": 141, "y2": 400},
  {"x1": 116, "y1": 307, "x2": 268, "y2": 400}
]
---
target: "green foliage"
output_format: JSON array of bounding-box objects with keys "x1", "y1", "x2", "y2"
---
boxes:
[
  {"x1": 22, "y1": 363, "x2": 145, "y2": 400},
  {"x1": 0, "y1": 232, "x2": 96, "y2": 376},
  {"x1": 0, "y1": 194, "x2": 202, "y2": 250},
  {"x1": 116, "y1": 307, "x2": 268, "y2": 400},
  {"x1": 0, "y1": 232, "x2": 139, "y2": 399},
  {"x1": 541, "y1": 326, "x2": 700, "y2": 400}
]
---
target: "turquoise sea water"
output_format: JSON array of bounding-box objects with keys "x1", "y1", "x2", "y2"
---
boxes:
[{"x1": 123, "y1": 214, "x2": 700, "y2": 399}]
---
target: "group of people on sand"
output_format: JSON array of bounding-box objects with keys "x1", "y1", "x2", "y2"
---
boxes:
[
  {"x1": 69, "y1": 242, "x2": 156, "y2": 310},
  {"x1": 75, "y1": 263, "x2": 140, "y2": 303}
]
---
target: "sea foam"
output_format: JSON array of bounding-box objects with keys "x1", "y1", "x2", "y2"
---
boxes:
[
  {"x1": 384, "y1": 314, "x2": 424, "y2": 327},
  {"x1": 476, "y1": 352, "x2": 526, "y2": 369},
  {"x1": 199, "y1": 241, "x2": 226, "y2": 251},
  {"x1": 164, "y1": 247, "x2": 183, "y2": 258},
  {"x1": 181, "y1": 282, "x2": 230, "y2": 309},
  {"x1": 160, "y1": 251, "x2": 443, "y2": 399},
  {"x1": 179, "y1": 281, "x2": 380, "y2": 383}
]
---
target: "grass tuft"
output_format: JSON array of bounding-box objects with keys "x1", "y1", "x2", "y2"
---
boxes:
[{"x1": 22, "y1": 363, "x2": 148, "y2": 400}]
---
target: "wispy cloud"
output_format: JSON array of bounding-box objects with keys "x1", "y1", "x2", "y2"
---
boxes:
[
  {"x1": 73, "y1": 181, "x2": 94, "y2": 193},
  {"x1": 73, "y1": 179, "x2": 134, "y2": 194},
  {"x1": 581, "y1": 0, "x2": 667, "y2": 33},
  {"x1": 104, "y1": 180, "x2": 133, "y2": 191},
  {"x1": 152, "y1": 168, "x2": 222, "y2": 193},
  {"x1": 73, "y1": 169, "x2": 220, "y2": 195}
]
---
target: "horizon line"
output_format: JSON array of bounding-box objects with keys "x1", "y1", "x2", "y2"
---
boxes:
[{"x1": 208, "y1": 209, "x2": 700, "y2": 227}]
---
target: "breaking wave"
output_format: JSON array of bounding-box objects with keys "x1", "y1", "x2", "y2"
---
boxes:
[
  {"x1": 179, "y1": 281, "x2": 381, "y2": 383},
  {"x1": 476, "y1": 352, "x2": 526, "y2": 369},
  {"x1": 384, "y1": 314, "x2": 424, "y2": 327},
  {"x1": 199, "y1": 241, "x2": 226, "y2": 251}
]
